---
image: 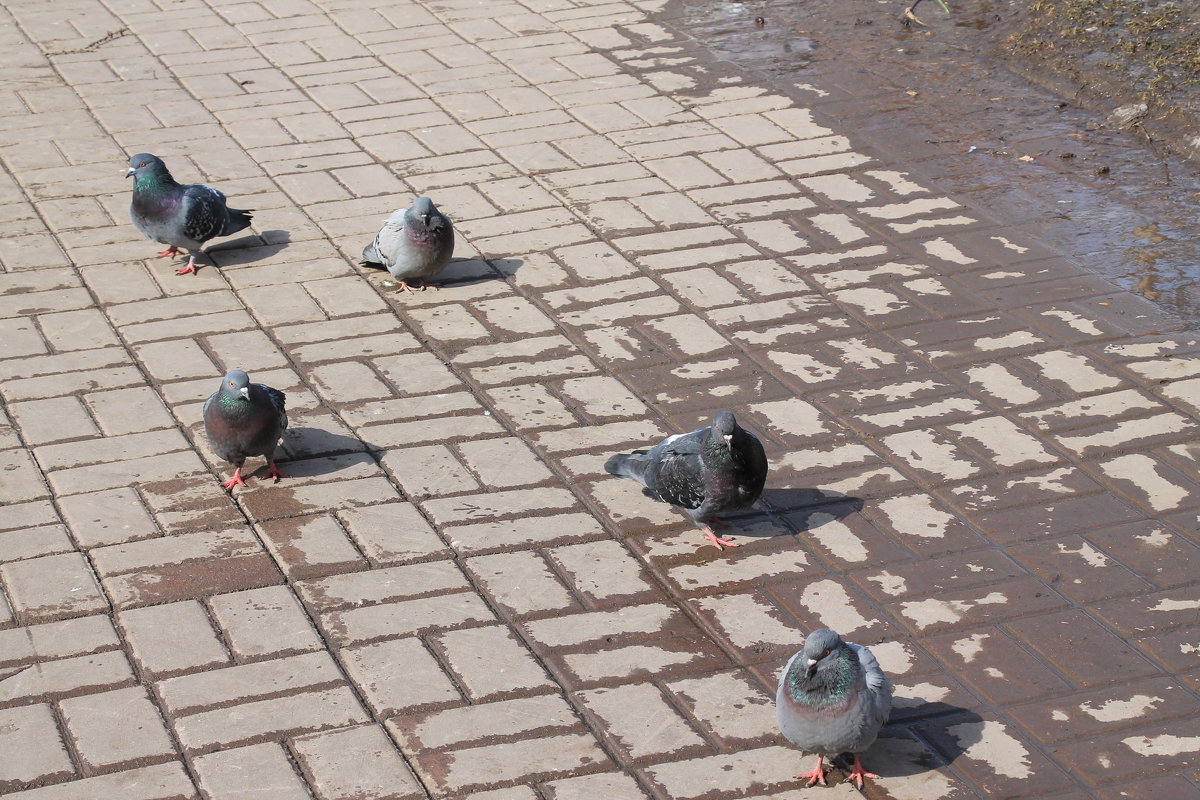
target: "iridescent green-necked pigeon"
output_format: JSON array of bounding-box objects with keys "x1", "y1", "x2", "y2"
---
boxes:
[
  {"x1": 777, "y1": 629, "x2": 894, "y2": 789},
  {"x1": 203, "y1": 369, "x2": 287, "y2": 491},
  {"x1": 127, "y1": 153, "x2": 253, "y2": 275}
]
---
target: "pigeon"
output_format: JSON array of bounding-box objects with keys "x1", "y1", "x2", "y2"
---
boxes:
[
  {"x1": 203, "y1": 369, "x2": 288, "y2": 491},
  {"x1": 776, "y1": 629, "x2": 894, "y2": 790},
  {"x1": 604, "y1": 411, "x2": 767, "y2": 549},
  {"x1": 126, "y1": 153, "x2": 254, "y2": 275},
  {"x1": 361, "y1": 197, "x2": 454, "y2": 292}
]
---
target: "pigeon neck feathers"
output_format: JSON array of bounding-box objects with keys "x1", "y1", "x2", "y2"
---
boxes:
[{"x1": 786, "y1": 643, "x2": 860, "y2": 709}]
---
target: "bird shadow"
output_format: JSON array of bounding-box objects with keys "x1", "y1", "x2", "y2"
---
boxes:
[
  {"x1": 860, "y1": 707, "x2": 986, "y2": 778},
  {"x1": 760, "y1": 487, "x2": 865, "y2": 517},
  {"x1": 210, "y1": 230, "x2": 291, "y2": 267},
  {"x1": 278, "y1": 428, "x2": 377, "y2": 476},
  {"x1": 358, "y1": 256, "x2": 523, "y2": 291}
]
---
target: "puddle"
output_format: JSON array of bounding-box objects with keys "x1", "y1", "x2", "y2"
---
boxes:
[{"x1": 659, "y1": 0, "x2": 1200, "y2": 328}]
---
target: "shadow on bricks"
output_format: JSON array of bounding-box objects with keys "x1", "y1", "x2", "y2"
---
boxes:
[{"x1": 762, "y1": 490, "x2": 864, "y2": 521}]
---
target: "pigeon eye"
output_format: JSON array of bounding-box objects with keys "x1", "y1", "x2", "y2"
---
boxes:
[
  {"x1": 823, "y1": 648, "x2": 830, "y2": 656},
  {"x1": 228, "y1": 381, "x2": 235, "y2": 387},
  {"x1": 139, "y1": 161, "x2": 147, "y2": 167}
]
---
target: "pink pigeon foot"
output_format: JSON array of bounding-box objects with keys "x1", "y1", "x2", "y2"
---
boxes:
[
  {"x1": 220, "y1": 467, "x2": 246, "y2": 491},
  {"x1": 398, "y1": 279, "x2": 437, "y2": 293},
  {"x1": 157, "y1": 246, "x2": 180, "y2": 258},
  {"x1": 265, "y1": 461, "x2": 289, "y2": 483},
  {"x1": 703, "y1": 523, "x2": 739, "y2": 550},
  {"x1": 798, "y1": 755, "x2": 828, "y2": 787},
  {"x1": 847, "y1": 754, "x2": 879, "y2": 790},
  {"x1": 176, "y1": 255, "x2": 199, "y2": 276}
]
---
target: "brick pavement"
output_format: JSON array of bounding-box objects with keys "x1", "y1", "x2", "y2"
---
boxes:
[{"x1": 0, "y1": 0, "x2": 1198, "y2": 798}]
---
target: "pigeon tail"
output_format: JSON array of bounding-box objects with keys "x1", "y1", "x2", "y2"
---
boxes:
[
  {"x1": 604, "y1": 452, "x2": 648, "y2": 482},
  {"x1": 221, "y1": 208, "x2": 253, "y2": 237},
  {"x1": 361, "y1": 239, "x2": 382, "y2": 264}
]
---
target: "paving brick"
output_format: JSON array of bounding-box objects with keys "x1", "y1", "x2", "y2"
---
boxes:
[
  {"x1": 432, "y1": 624, "x2": 555, "y2": 701},
  {"x1": 292, "y1": 723, "x2": 425, "y2": 800},
  {"x1": 1, "y1": 552, "x2": 107, "y2": 623},
  {"x1": 207, "y1": 585, "x2": 324, "y2": 662},
  {"x1": 118, "y1": 600, "x2": 230, "y2": 679},
  {"x1": 0, "y1": 648, "x2": 136, "y2": 706},
  {"x1": 8, "y1": 396, "x2": 99, "y2": 445},
  {"x1": 59, "y1": 685, "x2": 175, "y2": 771},
  {"x1": 578, "y1": 682, "x2": 706, "y2": 761},
  {"x1": 334, "y1": 502, "x2": 449, "y2": 565},
  {"x1": 340, "y1": 636, "x2": 459, "y2": 715},
  {"x1": 158, "y1": 649, "x2": 329, "y2": 717},
  {"x1": 641, "y1": 746, "x2": 798, "y2": 799},
  {"x1": 379, "y1": 444, "x2": 479, "y2": 498},
  {"x1": 466, "y1": 551, "x2": 578, "y2": 617},
  {"x1": 174, "y1": 685, "x2": 370, "y2": 755},
  {"x1": 256, "y1": 512, "x2": 367, "y2": 580},
  {"x1": 455, "y1": 436, "x2": 554, "y2": 488},
  {"x1": 0, "y1": 703, "x2": 74, "y2": 791},
  {"x1": 0, "y1": 761, "x2": 198, "y2": 799},
  {"x1": 395, "y1": 692, "x2": 577, "y2": 753},
  {"x1": 320, "y1": 592, "x2": 496, "y2": 647},
  {"x1": 192, "y1": 742, "x2": 309, "y2": 800},
  {"x1": 0, "y1": 615, "x2": 120, "y2": 669},
  {"x1": 93, "y1": 526, "x2": 281, "y2": 608}
]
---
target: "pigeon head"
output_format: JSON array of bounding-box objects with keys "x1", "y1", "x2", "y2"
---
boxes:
[
  {"x1": 221, "y1": 369, "x2": 252, "y2": 400},
  {"x1": 801, "y1": 629, "x2": 844, "y2": 680},
  {"x1": 409, "y1": 197, "x2": 446, "y2": 231},
  {"x1": 711, "y1": 411, "x2": 738, "y2": 448},
  {"x1": 126, "y1": 153, "x2": 167, "y2": 180}
]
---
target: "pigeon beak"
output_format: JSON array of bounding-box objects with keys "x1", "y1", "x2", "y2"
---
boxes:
[
  {"x1": 805, "y1": 658, "x2": 818, "y2": 680},
  {"x1": 723, "y1": 433, "x2": 732, "y2": 447},
  {"x1": 125, "y1": 167, "x2": 135, "y2": 178},
  {"x1": 238, "y1": 387, "x2": 250, "y2": 400}
]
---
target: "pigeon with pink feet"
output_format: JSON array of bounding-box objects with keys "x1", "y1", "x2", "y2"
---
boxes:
[
  {"x1": 603, "y1": 411, "x2": 767, "y2": 549},
  {"x1": 127, "y1": 153, "x2": 253, "y2": 275},
  {"x1": 777, "y1": 629, "x2": 894, "y2": 790},
  {"x1": 361, "y1": 197, "x2": 454, "y2": 292},
  {"x1": 203, "y1": 370, "x2": 288, "y2": 492}
]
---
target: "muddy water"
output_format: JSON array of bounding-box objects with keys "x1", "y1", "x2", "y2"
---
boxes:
[{"x1": 656, "y1": 0, "x2": 1200, "y2": 327}]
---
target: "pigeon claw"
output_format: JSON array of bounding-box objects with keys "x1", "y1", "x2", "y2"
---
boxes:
[
  {"x1": 703, "y1": 525, "x2": 739, "y2": 550},
  {"x1": 398, "y1": 279, "x2": 438, "y2": 293},
  {"x1": 847, "y1": 755, "x2": 879, "y2": 790},
  {"x1": 798, "y1": 756, "x2": 828, "y2": 787},
  {"x1": 220, "y1": 468, "x2": 247, "y2": 491},
  {"x1": 157, "y1": 247, "x2": 180, "y2": 258},
  {"x1": 176, "y1": 256, "x2": 199, "y2": 276},
  {"x1": 265, "y1": 461, "x2": 289, "y2": 483}
]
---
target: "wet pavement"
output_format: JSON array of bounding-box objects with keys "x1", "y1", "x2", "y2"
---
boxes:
[
  {"x1": 1, "y1": 0, "x2": 1200, "y2": 798},
  {"x1": 669, "y1": 0, "x2": 1200, "y2": 325}
]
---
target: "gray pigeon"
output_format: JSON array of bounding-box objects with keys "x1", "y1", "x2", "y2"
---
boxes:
[
  {"x1": 126, "y1": 153, "x2": 253, "y2": 275},
  {"x1": 361, "y1": 197, "x2": 454, "y2": 292},
  {"x1": 604, "y1": 411, "x2": 767, "y2": 549},
  {"x1": 776, "y1": 629, "x2": 894, "y2": 789},
  {"x1": 203, "y1": 369, "x2": 288, "y2": 491}
]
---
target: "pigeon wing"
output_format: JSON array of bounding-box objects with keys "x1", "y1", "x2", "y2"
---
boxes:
[
  {"x1": 848, "y1": 641, "x2": 894, "y2": 725},
  {"x1": 367, "y1": 209, "x2": 408, "y2": 268},
  {"x1": 257, "y1": 384, "x2": 289, "y2": 433},
  {"x1": 180, "y1": 184, "x2": 229, "y2": 244}
]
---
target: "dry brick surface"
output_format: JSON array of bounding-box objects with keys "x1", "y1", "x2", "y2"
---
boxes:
[{"x1": 0, "y1": 0, "x2": 1197, "y2": 798}]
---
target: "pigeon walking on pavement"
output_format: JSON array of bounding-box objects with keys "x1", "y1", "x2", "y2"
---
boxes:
[
  {"x1": 604, "y1": 411, "x2": 767, "y2": 549},
  {"x1": 126, "y1": 153, "x2": 254, "y2": 275},
  {"x1": 776, "y1": 629, "x2": 894, "y2": 790},
  {"x1": 203, "y1": 369, "x2": 288, "y2": 491},
  {"x1": 361, "y1": 196, "x2": 454, "y2": 292}
]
